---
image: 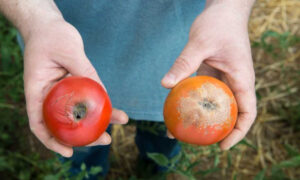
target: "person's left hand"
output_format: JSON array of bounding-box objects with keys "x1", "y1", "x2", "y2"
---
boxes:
[{"x1": 161, "y1": 0, "x2": 257, "y2": 150}]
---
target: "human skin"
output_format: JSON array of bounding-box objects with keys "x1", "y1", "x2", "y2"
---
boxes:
[
  {"x1": 162, "y1": 0, "x2": 257, "y2": 150},
  {"x1": 0, "y1": 0, "x2": 257, "y2": 156},
  {"x1": 0, "y1": 0, "x2": 129, "y2": 157}
]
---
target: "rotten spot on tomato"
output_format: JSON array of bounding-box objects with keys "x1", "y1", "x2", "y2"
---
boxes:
[
  {"x1": 43, "y1": 76, "x2": 112, "y2": 146},
  {"x1": 164, "y1": 76, "x2": 237, "y2": 145},
  {"x1": 72, "y1": 103, "x2": 87, "y2": 121},
  {"x1": 178, "y1": 83, "x2": 232, "y2": 128}
]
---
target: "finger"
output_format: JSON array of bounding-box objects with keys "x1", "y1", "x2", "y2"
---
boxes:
[
  {"x1": 68, "y1": 57, "x2": 105, "y2": 87},
  {"x1": 220, "y1": 109, "x2": 256, "y2": 150},
  {"x1": 166, "y1": 130, "x2": 175, "y2": 139},
  {"x1": 29, "y1": 121, "x2": 73, "y2": 157},
  {"x1": 58, "y1": 51, "x2": 106, "y2": 89},
  {"x1": 110, "y1": 108, "x2": 129, "y2": 124},
  {"x1": 27, "y1": 99, "x2": 73, "y2": 157},
  {"x1": 196, "y1": 62, "x2": 221, "y2": 79},
  {"x1": 161, "y1": 41, "x2": 209, "y2": 88},
  {"x1": 86, "y1": 132, "x2": 111, "y2": 146},
  {"x1": 220, "y1": 113, "x2": 254, "y2": 150},
  {"x1": 219, "y1": 80, "x2": 257, "y2": 150},
  {"x1": 25, "y1": 79, "x2": 73, "y2": 157}
]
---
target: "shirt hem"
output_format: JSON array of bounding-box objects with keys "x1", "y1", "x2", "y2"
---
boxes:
[{"x1": 122, "y1": 110, "x2": 164, "y2": 122}]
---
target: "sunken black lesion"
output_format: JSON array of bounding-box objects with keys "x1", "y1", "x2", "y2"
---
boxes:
[
  {"x1": 73, "y1": 103, "x2": 87, "y2": 121},
  {"x1": 198, "y1": 98, "x2": 217, "y2": 110}
]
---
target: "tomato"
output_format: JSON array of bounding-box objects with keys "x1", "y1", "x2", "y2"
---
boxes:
[
  {"x1": 43, "y1": 76, "x2": 112, "y2": 146},
  {"x1": 164, "y1": 76, "x2": 237, "y2": 145}
]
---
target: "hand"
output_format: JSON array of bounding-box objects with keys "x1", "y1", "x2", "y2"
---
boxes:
[
  {"x1": 23, "y1": 17, "x2": 128, "y2": 157},
  {"x1": 162, "y1": 0, "x2": 257, "y2": 150}
]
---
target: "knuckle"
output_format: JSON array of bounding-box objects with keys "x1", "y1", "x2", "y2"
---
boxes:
[
  {"x1": 236, "y1": 128, "x2": 247, "y2": 140},
  {"x1": 240, "y1": 126, "x2": 248, "y2": 137},
  {"x1": 44, "y1": 141, "x2": 54, "y2": 151},
  {"x1": 29, "y1": 124, "x2": 36, "y2": 134},
  {"x1": 231, "y1": 73, "x2": 255, "y2": 93},
  {"x1": 248, "y1": 70, "x2": 256, "y2": 86},
  {"x1": 174, "y1": 56, "x2": 195, "y2": 72},
  {"x1": 44, "y1": 143, "x2": 52, "y2": 150},
  {"x1": 251, "y1": 108, "x2": 258, "y2": 121},
  {"x1": 240, "y1": 131, "x2": 246, "y2": 139},
  {"x1": 82, "y1": 65, "x2": 97, "y2": 77},
  {"x1": 234, "y1": 83, "x2": 249, "y2": 94},
  {"x1": 241, "y1": 133, "x2": 247, "y2": 140}
]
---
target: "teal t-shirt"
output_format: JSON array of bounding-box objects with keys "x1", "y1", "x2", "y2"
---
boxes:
[{"x1": 53, "y1": 0, "x2": 205, "y2": 121}]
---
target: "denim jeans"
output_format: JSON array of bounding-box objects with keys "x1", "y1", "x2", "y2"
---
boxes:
[{"x1": 59, "y1": 121, "x2": 180, "y2": 179}]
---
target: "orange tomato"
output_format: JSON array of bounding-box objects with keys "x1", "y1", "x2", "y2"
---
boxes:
[{"x1": 164, "y1": 76, "x2": 238, "y2": 145}]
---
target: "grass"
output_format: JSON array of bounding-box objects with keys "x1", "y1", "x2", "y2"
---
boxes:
[{"x1": 0, "y1": 0, "x2": 300, "y2": 179}]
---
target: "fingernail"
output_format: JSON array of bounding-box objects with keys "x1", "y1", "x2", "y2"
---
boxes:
[
  {"x1": 222, "y1": 143, "x2": 232, "y2": 151},
  {"x1": 162, "y1": 73, "x2": 176, "y2": 86},
  {"x1": 121, "y1": 113, "x2": 129, "y2": 124},
  {"x1": 62, "y1": 150, "x2": 73, "y2": 157},
  {"x1": 167, "y1": 135, "x2": 175, "y2": 139},
  {"x1": 166, "y1": 131, "x2": 175, "y2": 139},
  {"x1": 103, "y1": 133, "x2": 111, "y2": 144},
  {"x1": 222, "y1": 146, "x2": 230, "y2": 151}
]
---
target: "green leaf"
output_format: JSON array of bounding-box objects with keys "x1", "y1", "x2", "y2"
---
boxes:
[
  {"x1": 186, "y1": 160, "x2": 202, "y2": 172},
  {"x1": 80, "y1": 163, "x2": 86, "y2": 171},
  {"x1": 89, "y1": 166, "x2": 102, "y2": 175},
  {"x1": 275, "y1": 156, "x2": 300, "y2": 169},
  {"x1": 238, "y1": 139, "x2": 257, "y2": 150},
  {"x1": 147, "y1": 152, "x2": 169, "y2": 167},
  {"x1": 0, "y1": 157, "x2": 7, "y2": 170},
  {"x1": 270, "y1": 168, "x2": 286, "y2": 180},
  {"x1": 214, "y1": 154, "x2": 220, "y2": 167},
  {"x1": 196, "y1": 167, "x2": 220, "y2": 177},
  {"x1": 253, "y1": 168, "x2": 266, "y2": 180},
  {"x1": 283, "y1": 144, "x2": 300, "y2": 157},
  {"x1": 170, "y1": 153, "x2": 181, "y2": 165},
  {"x1": 233, "y1": 173, "x2": 238, "y2": 180},
  {"x1": 227, "y1": 152, "x2": 232, "y2": 168},
  {"x1": 18, "y1": 170, "x2": 31, "y2": 180},
  {"x1": 44, "y1": 174, "x2": 59, "y2": 180},
  {"x1": 261, "y1": 30, "x2": 280, "y2": 43},
  {"x1": 0, "y1": 132, "x2": 10, "y2": 140}
]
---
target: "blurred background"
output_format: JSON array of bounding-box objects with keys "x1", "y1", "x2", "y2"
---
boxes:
[{"x1": 0, "y1": 0, "x2": 299, "y2": 179}]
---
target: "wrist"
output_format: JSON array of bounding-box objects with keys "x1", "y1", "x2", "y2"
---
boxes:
[
  {"x1": 0, "y1": 0, "x2": 64, "y2": 42},
  {"x1": 206, "y1": 0, "x2": 255, "y2": 17},
  {"x1": 19, "y1": 2, "x2": 64, "y2": 42},
  {"x1": 206, "y1": 0, "x2": 256, "y2": 6},
  {"x1": 20, "y1": 13, "x2": 64, "y2": 43}
]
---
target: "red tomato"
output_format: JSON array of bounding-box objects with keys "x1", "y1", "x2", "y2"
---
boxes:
[
  {"x1": 43, "y1": 76, "x2": 112, "y2": 146},
  {"x1": 164, "y1": 76, "x2": 237, "y2": 145}
]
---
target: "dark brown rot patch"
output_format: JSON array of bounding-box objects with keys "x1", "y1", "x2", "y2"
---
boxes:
[
  {"x1": 198, "y1": 98, "x2": 217, "y2": 111},
  {"x1": 73, "y1": 103, "x2": 87, "y2": 121}
]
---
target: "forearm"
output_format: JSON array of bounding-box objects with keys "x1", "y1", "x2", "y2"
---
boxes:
[
  {"x1": 0, "y1": 0, "x2": 63, "y2": 41},
  {"x1": 206, "y1": 0, "x2": 256, "y2": 17}
]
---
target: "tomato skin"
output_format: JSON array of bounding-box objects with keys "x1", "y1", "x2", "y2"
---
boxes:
[
  {"x1": 164, "y1": 76, "x2": 238, "y2": 145},
  {"x1": 43, "y1": 76, "x2": 112, "y2": 146}
]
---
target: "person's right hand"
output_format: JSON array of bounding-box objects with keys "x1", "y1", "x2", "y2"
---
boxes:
[
  {"x1": 23, "y1": 16, "x2": 128, "y2": 157},
  {"x1": 162, "y1": 0, "x2": 257, "y2": 150}
]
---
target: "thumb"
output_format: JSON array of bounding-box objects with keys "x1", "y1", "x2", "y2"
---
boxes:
[
  {"x1": 62, "y1": 55, "x2": 104, "y2": 88},
  {"x1": 161, "y1": 41, "x2": 208, "y2": 88}
]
